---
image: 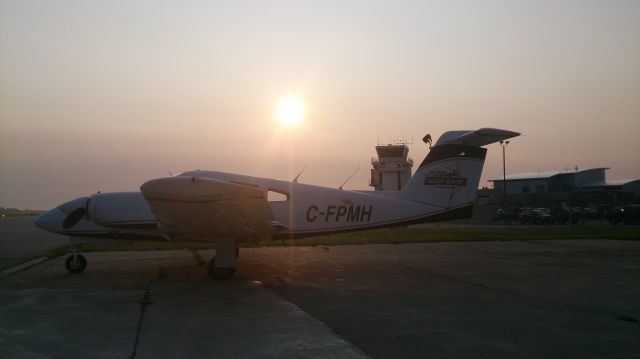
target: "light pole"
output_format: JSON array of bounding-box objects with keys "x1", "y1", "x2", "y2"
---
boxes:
[{"x1": 499, "y1": 140, "x2": 509, "y2": 208}]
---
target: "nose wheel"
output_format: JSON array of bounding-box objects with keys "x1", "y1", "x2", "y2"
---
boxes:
[
  {"x1": 65, "y1": 253, "x2": 87, "y2": 273},
  {"x1": 65, "y1": 242, "x2": 87, "y2": 274}
]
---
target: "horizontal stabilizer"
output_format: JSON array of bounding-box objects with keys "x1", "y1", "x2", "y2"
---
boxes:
[{"x1": 434, "y1": 128, "x2": 520, "y2": 147}]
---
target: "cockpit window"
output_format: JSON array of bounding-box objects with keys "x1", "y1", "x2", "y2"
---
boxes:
[{"x1": 56, "y1": 197, "x2": 89, "y2": 214}]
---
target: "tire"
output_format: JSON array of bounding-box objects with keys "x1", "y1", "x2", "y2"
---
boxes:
[
  {"x1": 207, "y1": 257, "x2": 235, "y2": 280},
  {"x1": 65, "y1": 254, "x2": 87, "y2": 274}
]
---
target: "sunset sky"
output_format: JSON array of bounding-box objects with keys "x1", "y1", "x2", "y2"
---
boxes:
[{"x1": 1, "y1": 1, "x2": 639, "y2": 209}]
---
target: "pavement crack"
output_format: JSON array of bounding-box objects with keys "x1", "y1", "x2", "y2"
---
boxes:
[
  {"x1": 608, "y1": 311, "x2": 639, "y2": 324},
  {"x1": 129, "y1": 279, "x2": 154, "y2": 359}
]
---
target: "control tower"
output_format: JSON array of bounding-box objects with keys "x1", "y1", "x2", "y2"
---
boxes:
[{"x1": 370, "y1": 142, "x2": 414, "y2": 191}]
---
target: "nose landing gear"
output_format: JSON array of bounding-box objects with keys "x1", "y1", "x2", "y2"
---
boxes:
[
  {"x1": 65, "y1": 243, "x2": 87, "y2": 274},
  {"x1": 65, "y1": 253, "x2": 87, "y2": 273}
]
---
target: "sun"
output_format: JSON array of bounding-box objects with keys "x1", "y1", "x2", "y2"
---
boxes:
[{"x1": 277, "y1": 96, "x2": 304, "y2": 126}]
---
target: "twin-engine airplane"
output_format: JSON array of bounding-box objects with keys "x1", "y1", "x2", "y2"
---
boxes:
[{"x1": 35, "y1": 128, "x2": 519, "y2": 280}]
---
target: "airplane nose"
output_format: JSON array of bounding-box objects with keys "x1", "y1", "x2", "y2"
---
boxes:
[
  {"x1": 34, "y1": 208, "x2": 66, "y2": 232},
  {"x1": 35, "y1": 196, "x2": 91, "y2": 233}
]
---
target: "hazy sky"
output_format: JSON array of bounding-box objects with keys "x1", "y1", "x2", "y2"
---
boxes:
[{"x1": 1, "y1": 0, "x2": 639, "y2": 209}]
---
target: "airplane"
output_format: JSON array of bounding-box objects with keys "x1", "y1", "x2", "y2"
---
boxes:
[{"x1": 35, "y1": 128, "x2": 519, "y2": 280}]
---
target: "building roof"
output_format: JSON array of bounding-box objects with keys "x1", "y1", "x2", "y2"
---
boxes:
[
  {"x1": 581, "y1": 179, "x2": 640, "y2": 187},
  {"x1": 375, "y1": 145, "x2": 409, "y2": 159},
  {"x1": 489, "y1": 167, "x2": 609, "y2": 182}
]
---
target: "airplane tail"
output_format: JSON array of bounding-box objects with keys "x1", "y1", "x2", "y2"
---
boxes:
[{"x1": 398, "y1": 128, "x2": 520, "y2": 214}]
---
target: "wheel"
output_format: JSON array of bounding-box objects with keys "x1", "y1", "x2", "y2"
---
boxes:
[
  {"x1": 207, "y1": 257, "x2": 235, "y2": 280},
  {"x1": 65, "y1": 254, "x2": 87, "y2": 274}
]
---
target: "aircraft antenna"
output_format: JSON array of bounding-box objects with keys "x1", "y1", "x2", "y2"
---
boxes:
[
  {"x1": 293, "y1": 164, "x2": 308, "y2": 183},
  {"x1": 339, "y1": 167, "x2": 360, "y2": 190}
]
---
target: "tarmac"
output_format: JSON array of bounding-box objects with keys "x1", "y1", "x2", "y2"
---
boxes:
[
  {"x1": 1, "y1": 217, "x2": 639, "y2": 358},
  {"x1": 0, "y1": 216, "x2": 67, "y2": 270}
]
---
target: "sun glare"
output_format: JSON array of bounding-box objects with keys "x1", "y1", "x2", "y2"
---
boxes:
[{"x1": 277, "y1": 96, "x2": 304, "y2": 126}]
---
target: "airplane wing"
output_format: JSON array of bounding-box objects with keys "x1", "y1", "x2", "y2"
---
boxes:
[{"x1": 140, "y1": 176, "x2": 276, "y2": 241}]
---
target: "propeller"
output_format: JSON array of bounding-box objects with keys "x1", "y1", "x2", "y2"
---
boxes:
[{"x1": 62, "y1": 207, "x2": 87, "y2": 229}]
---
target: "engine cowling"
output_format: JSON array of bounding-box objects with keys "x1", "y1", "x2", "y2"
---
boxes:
[{"x1": 87, "y1": 192, "x2": 157, "y2": 230}]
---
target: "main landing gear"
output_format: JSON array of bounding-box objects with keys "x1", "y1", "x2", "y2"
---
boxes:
[
  {"x1": 208, "y1": 237, "x2": 239, "y2": 281},
  {"x1": 65, "y1": 244, "x2": 87, "y2": 274}
]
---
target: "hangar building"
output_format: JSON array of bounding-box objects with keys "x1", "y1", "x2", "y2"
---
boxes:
[{"x1": 489, "y1": 167, "x2": 640, "y2": 208}]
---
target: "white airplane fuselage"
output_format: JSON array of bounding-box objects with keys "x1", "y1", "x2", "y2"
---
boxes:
[{"x1": 37, "y1": 170, "x2": 468, "y2": 241}]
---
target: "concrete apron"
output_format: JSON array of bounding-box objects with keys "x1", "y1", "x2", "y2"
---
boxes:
[{"x1": 0, "y1": 249, "x2": 368, "y2": 359}]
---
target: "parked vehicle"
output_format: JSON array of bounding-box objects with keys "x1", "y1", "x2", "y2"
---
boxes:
[
  {"x1": 550, "y1": 207, "x2": 570, "y2": 224},
  {"x1": 569, "y1": 207, "x2": 586, "y2": 225},
  {"x1": 519, "y1": 207, "x2": 553, "y2": 224},
  {"x1": 622, "y1": 205, "x2": 640, "y2": 225},
  {"x1": 610, "y1": 205, "x2": 640, "y2": 225},
  {"x1": 492, "y1": 207, "x2": 521, "y2": 222},
  {"x1": 607, "y1": 206, "x2": 624, "y2": 225},
  {"x1": 583, "y1": 207, "x2": 599, "y2": 219}
]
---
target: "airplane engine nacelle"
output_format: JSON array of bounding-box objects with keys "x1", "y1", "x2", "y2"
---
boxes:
[{"x1": 88, "y1": 192, "x2": 156, "y2": 229}]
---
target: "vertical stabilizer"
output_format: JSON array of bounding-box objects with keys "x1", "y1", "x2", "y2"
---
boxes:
[{"x1": 399, "y1": 128, "x2": 519, "y2": 211}]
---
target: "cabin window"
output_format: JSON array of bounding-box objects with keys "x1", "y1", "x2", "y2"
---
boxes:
[{"x1": 267, "y1": 189, "x2": 289, "y2": 202}]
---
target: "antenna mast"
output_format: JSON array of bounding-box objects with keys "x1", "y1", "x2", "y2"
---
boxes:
[
  {"x1": 339, "y1": 167, "x2": 360, "y2": 190},
  {"x1": 292, "y1": 164, "x2": 308, "y2": 183}
]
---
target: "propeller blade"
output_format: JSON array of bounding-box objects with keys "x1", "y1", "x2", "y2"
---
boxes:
[{"x1": 62, "y1": 207, "x2": 86, "y2": 229}]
